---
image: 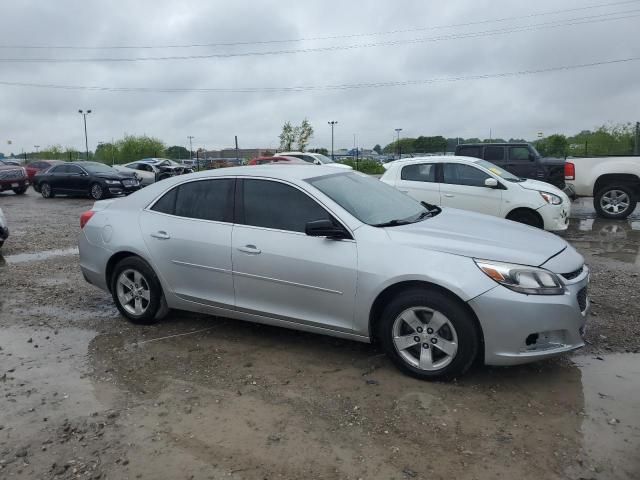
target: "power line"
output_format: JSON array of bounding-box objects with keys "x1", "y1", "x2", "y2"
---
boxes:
[
  {"x1": 0, "y1": 56, "x2": 637, "y2": 93},
  {"x1": 0, "y1": 9, "x2": 638, "y2": 63},
  {"x1": 0, "y1": 0, "x2": 638, "y2": 50}
]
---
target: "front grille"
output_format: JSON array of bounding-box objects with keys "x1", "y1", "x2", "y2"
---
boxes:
[
  {"x1": 562, "y1": 266, "x2": 584, "y2": 281},
  {"x1": 577, "y1": 287, "x2": 588, "y2": 312},
  {"x1": 0, "y1": 169, "x2": 24, "y2": 180}
]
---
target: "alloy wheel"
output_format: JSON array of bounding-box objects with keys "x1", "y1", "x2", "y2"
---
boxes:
[
  {"x1": 41, "y1": 183, "x2": 51, "y2": 198},
  {"x1": 600, "y1": 190, "x2": 630, "y2": 215},
  {"x1": 91, "y1": 184, "x2": 103, "y2": 200},
  {"x1": 392, "y1": 307, "x2": 459, "y2": 371},
  {"x1": 116, "y1": 269, "x2": 151, "y2": 316}
]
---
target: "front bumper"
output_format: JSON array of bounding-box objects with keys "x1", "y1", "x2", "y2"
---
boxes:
[
  {"x1": 0, "y1": 179, "x2": 29, "y2": 191},
  {"x1": 469, "y1": 266, "x2": 589, "y2": 366},
  {"x1": 538, "y1": 201, "x2": 570, "y2": 231},
  {"x1": 107, "y1": 184, "x2": 140, "y2": 196}
]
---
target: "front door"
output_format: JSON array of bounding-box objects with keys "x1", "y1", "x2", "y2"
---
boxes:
[
  {"x1": 440, "y1": 163, "x2": 502, "y2": 216},
  {"x1": 506, "y1": 146, "x2": 537, "y2": 180},
  {"x1": 66, "y1": 164, "x2": 90, "y2": 193},
  {"x1": 140, "y1": 178, "x2": 236, "y2": 308},
  {"x1": 394, "y1": 162, "x2": 441, "y2": 205},
  {"x1": 232, "y1": 178, "x2": 357, "y2": 333}
]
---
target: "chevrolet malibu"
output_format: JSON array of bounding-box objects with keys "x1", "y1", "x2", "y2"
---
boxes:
[{"x1": 78, "y1": 166, "x2": 590, "y2": 379}]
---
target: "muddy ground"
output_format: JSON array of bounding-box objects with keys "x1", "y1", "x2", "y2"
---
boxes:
[{"x1": 0, "y1": 192, "x2": 639, "y2": 480}]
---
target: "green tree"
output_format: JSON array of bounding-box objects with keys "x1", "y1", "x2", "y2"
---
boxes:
[
  {"x1": 297, "y1": 118, "x2": 314, "y2": 152},
  {"x1": 94, "y1": 143, "x2": 117, "y2": 164},
  {"x1": 166, "y1": 145, "x2": 191, "y2": 160},
  {"x1": 114, "y1": 135, "x2": 166, "y2": 164},
  {"x1": 536, "y1": 134, "x2": 569, "y2": 157},
  {"x1": 279, "y1": 121, "x2": 296, "y2": 151},
  {"x1": 383, "y1": 138, "x2": 416, "y2": 155},
  {"x1": 373, "y1": 144, "x2": 382, "y2": 154}
]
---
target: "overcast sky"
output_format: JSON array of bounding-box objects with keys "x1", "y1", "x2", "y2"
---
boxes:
[{"x1": 0, "y1": 0, "x2": 638, "y2": 154}]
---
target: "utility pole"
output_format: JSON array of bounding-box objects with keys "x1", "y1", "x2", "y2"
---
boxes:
[
  {"x1": 111, "y1": 137, "x2": 115, "y2": 166},
  {"x1": 235, "y1": 135, "x2": 240, "y2": 163},
  {"x1": 328, "y1": 121, "x2": 338, "y2": 161},
  {"x1": 395, "y1": 128, "x2": 402, "y2": 160},
  {"x1": 634, "y1": 121, "x2": 639, "y2": 156},
  {"x1": 187, "y1": 135, "x2": 195, "y2": 170},
  {"x1": 34, "y1": 145, "x2": 40, "y2": 158},
  {"x1": 78, "y1": 109, "x2": 92, "y2": 160}
]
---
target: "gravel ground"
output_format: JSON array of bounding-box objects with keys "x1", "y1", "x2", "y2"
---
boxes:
[{"x1": 1, "y1": 190, "x2": 639, "y2": 480}]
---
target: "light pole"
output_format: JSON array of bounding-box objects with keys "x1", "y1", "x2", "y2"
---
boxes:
[
  {"x1": 328, "y1": 121, "x2": 338, "y2": 161},
  {"x1": 395, "y1": 128, "x2": 402, "y2": 159},
  {"x1": 34, "y1": 145, "x2": 40, "y2": 159},
  {"x1": 78, "y1": 109, "x2": 92, "y2": 160},
  {"x1": 187, "y1": 135, "x2": 195, "y2": 170}
]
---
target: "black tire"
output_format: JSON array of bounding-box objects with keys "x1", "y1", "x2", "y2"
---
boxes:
[
  {"x1": 90, "y1": 182, "x2": 105, "y2": 200},
  {"x1": 40, "y1": 182, "x2": 54, "y2": 198},
  {"x1": 110, "y1": 256, "x2": 164, "y2": 325},
  {"x1": 13, "y1": 187, "x2": 27, "y2": 195},
  {"x1": 377, "y1": 288, "x2": 480, "y2": 380},
  {"x1": 506, "y1": 208, "x2": 544, "y2": 229},
  {"x1": 594, "y1": 185, "x2": 636, "y2": 219}
]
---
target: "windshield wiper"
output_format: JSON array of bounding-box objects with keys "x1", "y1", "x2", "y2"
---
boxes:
[{"x1": 372, "y1": 219, "x2": 413, "y2": 227}]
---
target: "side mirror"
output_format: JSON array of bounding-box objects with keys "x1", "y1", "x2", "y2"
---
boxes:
[
  {"x1": 305, "y1": 219, "x2": 349, "y2": 239},
  {"x1": 528, "y1": 153, "x2": 536, "y2": 162},
  {"x1": 484, "y1": 178, "x2": 499, "y2": 188}
]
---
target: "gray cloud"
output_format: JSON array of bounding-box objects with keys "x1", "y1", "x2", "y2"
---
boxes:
[{"x1": 0, "y1": 0, "x2": 638, "y2": 155}]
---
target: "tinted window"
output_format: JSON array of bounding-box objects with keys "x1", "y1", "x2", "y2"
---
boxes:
[
  {"x1": 151, "y1": 179, "x2": 233, "y2": 222},
  {"x1": 242, "y1": 179, "x2": 330, "y2": 233},
  {"x1": 483, "y1": 146, "x2": 505, "y2": 162},
  {"x1": 50, "y1": 165, "x2": 65, "y2": 173},
  {"x1": 457, "y1": 146, "x2": 482, "y2": 159},
  {"x1": 401, "y1": 163, "x2": 436, "y2": 182},
  {"x1": 67, "y1": 165, "x2": 83, "y2": 175},
  {"x1": 443, "y1": 163, "x2": 490, "y2": 187},
  {"x1": 509, "y1": 146, "x2": 530, "y2": 161}
]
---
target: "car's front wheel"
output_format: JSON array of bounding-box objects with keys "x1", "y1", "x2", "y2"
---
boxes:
[
  {"x1": 90, "y1": 182, "x2": 105, "y2": 200},
  {"x1": 111, "y1": 256, "x2": 164, "y2": 325},
  {"x1": 594, "y1": 185, "x2": 636, "y2": 219},
  {"x1": 378, "y1": 288, "x2": 479, "y2": 380}
]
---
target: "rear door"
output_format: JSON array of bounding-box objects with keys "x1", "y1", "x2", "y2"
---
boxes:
[
  {"x1": 232, "y1": 178, "x2": 357, "y2": 333},
  {"x1": 440, "y1": 163, "x2": 502, "y2": 216},
  {"x1": 395, "y1": 162, "x2": 441, "y2": 205},
  {"x1": 51, "y1": 164, "x2": 72, "y2": 192},
  {"x1": 140, "y1": 178, "x2": 236, "y2": 308}
]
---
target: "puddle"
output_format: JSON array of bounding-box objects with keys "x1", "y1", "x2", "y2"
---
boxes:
[
  {"x1": 562, "y1": 218, "x2": 640, "y2": 267},
  {"x1": 0, "y1": 246, "x2": 79, "y2": 265},
  {"x1": 572, "y1": 354, "x2": 640, "y2": 479},
  {"x1": 570, "y1": 198, "x2": 640, "y2": 220}
]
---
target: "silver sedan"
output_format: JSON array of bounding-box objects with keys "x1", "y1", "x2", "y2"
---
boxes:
[{"x1": 78, "y1": 166, "x2": 589, "y2": 379}]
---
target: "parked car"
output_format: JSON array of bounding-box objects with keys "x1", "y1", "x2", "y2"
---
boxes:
[
  {"x1": 0, "y1": 207, "x2": 8, "y2": 248},
  {"x1": 139, "y1": 158, "x2": 194, "y2": 176},
  {"x1": 33, "y1": 161, "x2": 140, "y2": 200},
  {"x1": 381, "y1": 156, "x2": 570, "y2": 230},
  {"x1": 0, "y1": 159, "x2": 21, "y2": 166},
  {"x1": 278, "y1": 151, "x2": 353, "y2": 169},
  {"x1": 0, "y1": 162, "x2": 29, "y2": 195},
  {"x1": 79, "y1": 166, "x2": 589, "y2": 380},
  {"x1": 25, "y1": 160, "x2": 64, "y2": 181},
  {"x1": 113, "y1": 161, "x2": 173, "y2": 186},
  {"x1": 247, "y1": 156, "x2": 309, "y2": 166},
  {"x1": 565, "y1": 156, "x2": 640, "y2": 219},
  {"x1": 454, "y1": 143, "x2": 570, "y2": 195}
]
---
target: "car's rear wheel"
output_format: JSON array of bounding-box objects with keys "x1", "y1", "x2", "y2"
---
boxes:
[
  {"x1": 111, "y1": 256, "x2": 164, "y2": 325},
  {"x1": 40, "y1": 182, "x2": 54, "y2": 198},
  {"x1": 594, "y1": 185, "x2": 636, "y2": 219},
  {"x1": 378, "y1": 288, "x2": 479, "y2": 380},
  {"x1": 506, "y1": 208, "x2": 544, "y2": 229},
  {"x1": 90, "y1": 182, "x2": 105, "y2": 200},
  {"x1": 13, "y1": 187, "x2": 27, "y2": 195}
]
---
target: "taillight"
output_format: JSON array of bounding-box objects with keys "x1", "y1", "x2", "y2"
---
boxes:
[
  {"x1": 564, "y1": 162, "x2": 575, "y2": 180},
  {"x1": 80, "y1": 210, "x2": 95, "y2": 229}
]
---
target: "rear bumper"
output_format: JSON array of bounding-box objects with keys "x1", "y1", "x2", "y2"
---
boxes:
[
  {"x1": 0, "y1": 180, "x2": 29, "y2": 191},
  {"x1": 469, "y1": 267, "x2": 589, "y2": 366}
]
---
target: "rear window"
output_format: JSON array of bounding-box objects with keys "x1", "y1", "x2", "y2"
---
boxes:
[
  {"x1": 483, "y1": 146, "x2": 505, "y2": 162},
  {"x1": 151, "y1": 179, "x2": 234, "y2": 222},
  {"x1": 456, "y1": 146, "x2": 481, "y2": 158},
  {"x1": 401, "y1": 163, "x2": 436, "y2": 182}
]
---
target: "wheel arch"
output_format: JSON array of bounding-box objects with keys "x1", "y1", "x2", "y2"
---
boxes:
[
  {"x1": 505, "y1": 207, "x2": 544, "y2": 227},
  {"x1": 368, "y1": 280, "x2": 485, "y2": 358},
  {"x1": 105, "y1": 251, "x2": 148, "y2": 293},
  {"x1": 593, "y1": 173, "x2": 640, "y2": 197}
]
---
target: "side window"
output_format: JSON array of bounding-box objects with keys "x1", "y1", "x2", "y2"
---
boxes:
[
  {"x1": 241, "y1": 179, "x2": 331, "y2": 233},
  {"x1": 151, "y1": 187, "x2": 177, "y2": 215},
  {"x1": 174, "y1": 179, "x2": 234, "y2": 222},
  {"x1": 509, "y1": 147, "x2": 530, "y2": 161},
  {"x1": 126, "y1": 163, "x2": 138, "y2": 170},
  {"x1": 457, "y1": 146, "x2": 481, "y2": 159},
  {"x1": 401, "y1": 163, "x2": 436, "y2": 182},
  {"x1": 50, "y1": 165, "x2": 64, "y2": 174},
  {"x1": 443, "y1": 163, "x2": 490, "y2": 187},
  {"x1": 483, "y1": 146, "x2": 505, "y2": 162},
  {"x1": 67, "y1": 165, "x2": 83, "y2": 175}
]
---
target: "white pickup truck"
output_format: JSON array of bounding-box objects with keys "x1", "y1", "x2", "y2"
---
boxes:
[{"x1": 565, "y1": 156, "x2": 640, "y2": 219}]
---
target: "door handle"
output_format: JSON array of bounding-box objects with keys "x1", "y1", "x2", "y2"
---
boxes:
[
  {"x1": 237, "y1": 245, "x2": 261, "y2": 255},
  {"x1": 150, "y1": 231, "x2": 171, "y2": 240},
  {"x1": 444, "y1": 194, "x2": 455, "y2": 198}
]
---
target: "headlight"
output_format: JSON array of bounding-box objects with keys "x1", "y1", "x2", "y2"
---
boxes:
[
  {"x1": 474, "y1": 259, "x2": 565, "y2": 295},
  {"x1": 105, "y1": 179, "x2": 120, "y2": 185},
  {"x1": 539, "y1": 191, "x2": 562, "y2": 205}
]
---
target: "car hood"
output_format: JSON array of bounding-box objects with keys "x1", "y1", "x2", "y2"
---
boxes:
[
  {"x1": 516, "y1": 179, "x2": 566, "y2": 196},
  {"x1": 385, "y1": 208, "x2": 568, "y2": 267}
]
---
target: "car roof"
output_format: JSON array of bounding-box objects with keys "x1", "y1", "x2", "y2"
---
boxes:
[
  {"x1": 386, "y1": 156, "x2": 483, "y2": 168},
  {"x1": 175, "y1": 164, "x2": 340, "y2": 182}
]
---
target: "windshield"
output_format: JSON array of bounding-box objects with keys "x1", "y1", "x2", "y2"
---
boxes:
[
  {"x1": 314, "y1": 154, "x2": 335, "y2": 164},
  {"x1": 308, "y1": 172, "x2": 437, "y2": 226},
  {"x1": 82, "y1": 162, "x2": 117, "y2": 174},
  {"x1": 474, "y1": 159, "x2": 524, "y2": 182}
]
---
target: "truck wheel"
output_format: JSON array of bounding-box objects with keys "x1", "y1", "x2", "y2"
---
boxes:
[{"x1": 594, "y1": 185, "x2": 636, "y2": 219}]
